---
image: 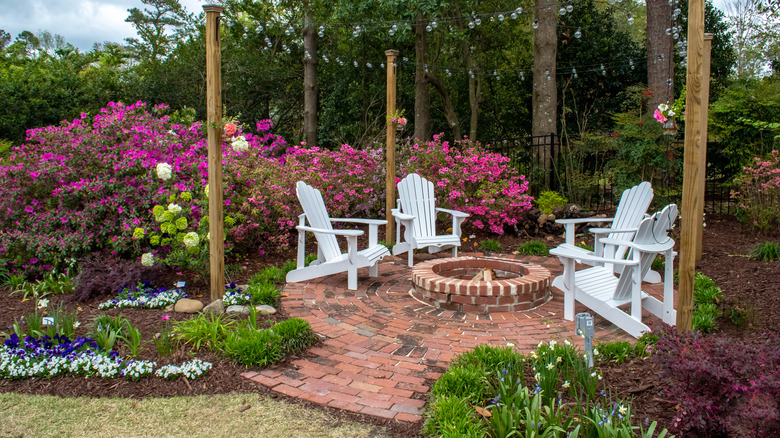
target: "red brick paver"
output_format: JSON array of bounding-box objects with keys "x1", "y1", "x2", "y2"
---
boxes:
[{"x1": 243, "y1": 252, "x2": 669, "y2": 423}]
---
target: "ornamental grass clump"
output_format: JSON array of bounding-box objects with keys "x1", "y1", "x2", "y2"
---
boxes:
[
  {"x1": 271, "y1": 318, "x2": 317, "y2": 355},
  {"x1": 98, "y1": 281, "x2": 187, "y2": 310}
]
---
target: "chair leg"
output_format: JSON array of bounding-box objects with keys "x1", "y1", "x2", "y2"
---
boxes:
[
  {"x1": 347, "y1": 267, "x2": 358, "y2": 290},
  {"x1": 408, "y1": 249, "x2": 414, "y2": 267},
  {"x1": 369, "y1": 263, "x2": 378, "y2": 277},
  {"x1": 452, "y1": 247, "x2": 457, "y2": 257}
]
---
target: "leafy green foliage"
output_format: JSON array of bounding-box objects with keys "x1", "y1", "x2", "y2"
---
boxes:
[
  {"x1": 517, "y1": 240, "x2": 550, "y2": 256},
  {"x1": 423, "y1": 395, "x2": 484, "y2": 438},
  {"x1": 248, "y1": 282, "x2": 281, "y2": 307},
  {"x1": 173, "y1": 313, "x2": 236, "y2": 351},
  {"x1": 273, "y1": 318, "x2": 318, "y2": 355},
  {"x1": 154, "y1": 321, "x2": 177, "y2": 357},
  {"x1": 750, "y1": 241, "x2": 780, "y2": 261},
  {"x1": 250, "y1": 266, "x2": 285, "y2": 285},
  {"x1": 221, "y1": 328, "x2": 282, "y2": 367},
  {"x1": 450, "y1": 344, "x2": 522, "y2": 379},
  {"x1": 535, "y1": 191, "x2": 568, "y2": 215},
  {"x1": 430, "y1": 366, "x2": 491, "y2": 407},
  {"x1": 479, "y1": 239, "x2": 502, "y2": 252}
]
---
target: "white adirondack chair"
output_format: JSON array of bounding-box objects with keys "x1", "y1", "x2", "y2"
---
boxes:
[
  {"x1": 286, "y1": 181, "x2": 390, "y2": 290},
  {"x1": 550, "y1": 204, "x2": 678, "y2": 338},
  {"x1": 554, "y1": 181, "x2": 659, "y2": 282},
  {"x1": 392, "y1": 173, "x2": 470, "y2": 267}
]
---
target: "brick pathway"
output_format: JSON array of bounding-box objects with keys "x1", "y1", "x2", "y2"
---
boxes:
[{"x1": 242, "y1": 252, "x2": 666, "y2": 423}]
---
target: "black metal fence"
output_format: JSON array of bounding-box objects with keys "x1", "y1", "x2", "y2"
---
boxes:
[{"x1": 484, "y1": 134, "x2": 734, "y2": 213}]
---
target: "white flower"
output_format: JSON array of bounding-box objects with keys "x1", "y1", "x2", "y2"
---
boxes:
[
  {"x1": 667, "y1": 110, "x2": 676, "y2": 117},
  {"x1": 564, "y1": 339, "x2": 571, "y2": 346},
  {"x1": 658, "y1": 103, "x2": 669, "y2": 112},
  {"x1": 156, "y1": 162, "x2": 172, "y2": 180},
  {"x1": 562, "y1": 380, "x2": 570, "y2": 389},
  {"x1": 73, "y1": 321, "x2": 81, "y2": 329},
  {"x1": 534, "y1": 373, "x2": 540, "y2": 381},
  {"x1": 37, "y1": 299, "x2": 49, "y2": 309},
  {"x1": 549, "y1": 340, "x2": 557, "y2": 347},
  {"x1": 619, "y1": 405, "x2": 627, "y2": 415},
  {"x1": 593, "y1": 348, "x2": 599, "y2": 356},
  {"x1": 546, "y1": 363, "x2": 554, "y2": 370},
  {"x1": 141, "y1": 252, "x2": 154, "y2": 267},
  {"x1": 231, "y1": 135, "x2": 249, "y2": 152},
  {"x1": 506, "y1": 342, "x2": 515, "y2": 347},
  {"x1": 183, "y1": 232, "x2": 200, "y2": 248},
  {"x1": 167, "y1": 203, "x2": 182, "y2": 215}
]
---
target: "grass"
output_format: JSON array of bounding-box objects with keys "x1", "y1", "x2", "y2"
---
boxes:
[
  {"x1": 750, "y1": 241, "x2": 780, "y2": 261},
  {"x1": 479, "y1": 239, "x2": 502, "y2": 252},
  {"x1": 516, "y1": 240, "x2": 549, "y2": 256},
  {"x1": 0, "y1": 392, "x2": 389, "y2": 438}
]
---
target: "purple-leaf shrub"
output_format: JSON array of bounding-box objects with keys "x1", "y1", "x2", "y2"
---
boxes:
[{"x1": 653, "y1": 325, "x2": 780, "y2": 437}]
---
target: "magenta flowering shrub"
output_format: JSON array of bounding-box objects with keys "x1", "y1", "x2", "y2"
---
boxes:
[
  {"x1": 397, "y1": 135, "x2": 534, "y2": 234},
  {"x1": 0, "y1": 102, "x2": 533, "y2": 277},
  {"x1": 731, "y1": 149, "x2": 780, "y2": 232}
]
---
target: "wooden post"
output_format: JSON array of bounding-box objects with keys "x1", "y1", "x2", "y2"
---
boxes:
[
  {"x1": 204, "y1": 4, "x2": 225, "y2": 300},
  {"x1": 385, "y1": 50, "x2": 399, "y2": 243},
  {"x1": 677, "y1": 0, "x2": 705, "y2": 333},
  {"x1": 695, "y1": 33, "x2": 714, "y2": 261}
]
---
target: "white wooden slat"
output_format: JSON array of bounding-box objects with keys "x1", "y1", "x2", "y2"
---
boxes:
[{"x1": 296, "y1": 182, "x2": 340, "y2": 261}]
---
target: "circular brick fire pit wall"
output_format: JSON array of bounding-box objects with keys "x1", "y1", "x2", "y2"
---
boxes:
[{"x1": 410, "y1": 256, "x2": 552, "y2": 314}]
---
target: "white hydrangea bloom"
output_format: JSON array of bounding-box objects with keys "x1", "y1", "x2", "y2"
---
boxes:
[
  {"x1": 183, "y1": 232, "x2": 200, "y2": 248},
  {"x1": 141, "y1": 252, "x2": 154, "y2": 267},
  {"x1": 167, "y1": 203, "x2": 182, "y2": 215},
  {"x1": 156, "y1": 162, "x2": 172, "y2": 180},
  {"x1": 231, "y1": 135, "x2": 249, "y2": 152}
]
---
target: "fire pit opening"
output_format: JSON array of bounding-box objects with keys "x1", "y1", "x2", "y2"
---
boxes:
[{"x1": 411, "y1": 257, "x2": 552, "y2": 314}]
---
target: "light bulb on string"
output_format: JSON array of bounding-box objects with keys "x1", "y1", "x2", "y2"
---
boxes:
[
  {"x1": 608, "y1": 0, "x2": 616, "y2": 5},
  {"x1": 403, "y1": 57, "x2": 409, "y2": 62},
  {"x1": 574, "y1": 27, "x2": 582, "y2": 38},
  {"x1": 629, "y1": 59, "x2": 635, "y2": 70},
  {"x1": 520, "y1": 71, "x2": 524, "y2": 81},
  {"x1": 665, "y1": 28, "x2": 672, "y2": 36},
  {"x1": 318, "y1": 25, "x2": 324, "y2": 38},
  {"x1": 560, "y1": 7, "x2": 566, "y2": 15},
  {"x1": 498, "y1": 14, "x2": 504, "y2": 21},
  {"x1": 426, "y1": 24, "x2": 432, "y2": 32},
  {"x1": 446, "y1": 68, "x2": 451, "y2": 77},
  {"x1": 673, "y1": 32, "x2": 679, "y2": 40},
  {"x1": 353, "y1": 60, "x2": 358, "y2": 67},
  {"x1": 322, "y1": 54, "x2": 329, "y2": 63},
  {"x1": 511, "y1": 12, "x2": 517, "y2": 19},
  {"x1": 489, "y1": 16, "x2": 494, "y2": 22},
  {"x1": 572, "y1": 67, "x2": 578, "y2": 78},
  {"x1": 469, "y1": 69, "x2": 475, "y2": 78},
  {"x1": 468, "y1": 20, "x2": 475, "y2": 29},
  {"x1": 256, "y1": 24, "x2": 263, "y2": 33},
  {"x1": 367, "y1": 62, "x2": 372, "y2": 68},
  {"x1": 532, "y1": 19, "x2": 539, "y2": 29},
  {"x1": 545, "y1": 69, "x2": 550, "y2": 80},
  {"x1": 424, "y1": 64, "x2": 429, "y2": 73},
  {"x1": 566, "y1": 5, "x2": 573, "y2": 13},
  {"x1": 353, "y1": 25, "x2": 361, "y2": 37},
  {"x1": 601, "y1": 64, "x2": 606, "y2": 75},
  {"x1": 432, "y1": 21, "x2": 437, "y2": 28},
  {"x1": 389, "y1": 23, "x2": 397, "y2": 36},
  {"x1": 285, "y1": 26, "x2": 293, "y2": 36},
  {"x1": 627, "y1": 13, "x2": 634, "y2": 25},
  {"x1": 380, "y1": 62, "x2": 385, "y2": 68},
  {"x1": 475, "y1": 17, "x2": 482, "y2": 25}
]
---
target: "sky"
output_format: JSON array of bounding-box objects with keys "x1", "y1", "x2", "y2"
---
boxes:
[
  {"x1": 0, "y1": 0, "x2": 734, "y2": 53},
  {"x1": 0, "y1": 0, "x2": 207, "y2": 51}
]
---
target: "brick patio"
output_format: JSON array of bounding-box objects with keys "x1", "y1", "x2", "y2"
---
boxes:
[{"x1": 242, "y1": 252, "x2": 667, "y2": 423}]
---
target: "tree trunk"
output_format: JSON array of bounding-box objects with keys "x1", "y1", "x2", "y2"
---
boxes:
[
  {"x1": 533, "y1": 0, "x2": 558, "y2": 189},
  {"x1": 426, "y1": 72, "x2": 461, "y2": 140},
  {"x1": 414, "y1": 17, "x2": 432, "y2": 141},
  {"x1": 646, "y1": 0, "x2": 674, "y2": 111},
  {"x1": 462, "y1": 41, "x2": 480, "y2": 140},
  {"x1": 302, "y1": 4, "x2": 318, "y2": 147}
]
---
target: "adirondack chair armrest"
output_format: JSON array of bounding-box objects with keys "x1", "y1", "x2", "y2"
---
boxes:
[
  {"x1": 391, "y1": 209, "x2": 415, "y2": 221},
  {"x1": 555, "y1": 217, "x2": 616, "y2": 225},
  {"x1": 329, "y1": 218, "x2": 387, "y2": 226},
  {"x1": 435, "y1": 208, "x2": 470, "y2": 218},
  {"x1": 590, "y1": 227, "x2": 638, "y2": 235},
  {"x1": 600, "y1": 238, "x2": 675, "y2": 254},
  {"x1": 296, "y1": 225, "x2": 364, "y2": 237},
  {"x1": 550, "y1": 247, "x2": 640, "y2": 266}
]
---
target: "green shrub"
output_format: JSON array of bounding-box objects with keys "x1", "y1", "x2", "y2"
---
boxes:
[
  {"x1": 173, "y1": 313, "x2": 236, "y2": 351},
  {"x1": 273, "y1": 318, "x2": 318, "y2": 355},
  {"x1": 479, "y1": 239, "x2": 501, "y2": 252},
  {"x1": 517, "y1": 240, "x2": 550, "y2": 256},
  {"x1": 221, "y1": 327, "x2": 283, "y2": 367},
  {"x1": 693, "y1": 303, "x2": 720, "y2": 333},
  {"x1": 154, "y1": 321, "x2": 177, "y2": 357},
  {"x1": 251, "y1": 266, "x2": 285, "y2": 285},
  {"x1": 431, "y1": 366, "x2": 490, "y2": 406},
  {"x1": 729, "y1": 304, "x2": 749, "y2": 326},
  {"x1": 423, "y1": 395, "x2": 484, "y2": 438},
  {"x1": 0, "y1": 139, "x2": 13, "y2": 158},
  {"x1": 304, "y1": 254, "x2": 318, "y2": 267},
  {"x1": 450, "y1": 344, "x2": 522, "y2": 379},
  {"x1": 749, "y1": 241, "x2": 780, "y2": 261},
  {"x1": 693, "y1": 272, "x2": 722, "y2": 306},
  {"x1": 281, "y1": 259, "x2": 297, "y2": 276},
  {"x1": 248, "y1": 282, "x2": 281, "y2": 307},
  {"x1": 594, "y1": 341, "x2": 634, "y2": 363},
  {"x1": 535, "y1": 191, "x2": 568, "y2": 215},
  {"x1": 90, "y1": 315, "x2": 130, "y2": 338}
]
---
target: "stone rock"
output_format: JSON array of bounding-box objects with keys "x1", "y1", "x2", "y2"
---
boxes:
[
  {"x1": 255, "y1": 304, "x2": 277, "y2": 315},
  {"x1": 226, "y1": 305, "x2": 250, "y2": 315},
  {"x1": 537, "y1": 214, "x2": 549, "y2": 225},
  {"x1": 174, "y1": 298, "x2": 204, "y2": 313},
  {"x1": 164, "y1": 304, "x2": 175, "y2": 312},
  {"x1": 203, "y1": 299, "x2": 224, "y2": 315}
]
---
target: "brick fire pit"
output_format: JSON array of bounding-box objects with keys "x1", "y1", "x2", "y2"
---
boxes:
[{"x1": 410, "y1": 256, "x2": 552, "y2": 313}]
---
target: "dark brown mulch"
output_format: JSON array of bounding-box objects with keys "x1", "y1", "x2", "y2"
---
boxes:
[{"x1": 1, "y1": 214, "x2": 778, "y2": 437}]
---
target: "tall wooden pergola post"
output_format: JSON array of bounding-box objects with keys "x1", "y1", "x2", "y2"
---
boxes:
[
  {"x1": 385, "y1": 50, "x2": 399, "y2": 243},
  {"x1": 204, "y1": 4, "x2": 225, "y2": 300},
  {"x1": 695, "y1": 33, "x2": 714, "y2": 261},
  {"x1": 677, "y1": 0, "x2": 706, "y2": 332}
]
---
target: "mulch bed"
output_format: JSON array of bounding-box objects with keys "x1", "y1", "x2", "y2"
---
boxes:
[{"x1": 1, "y1": 213, "x2": 778, "y2": 436}]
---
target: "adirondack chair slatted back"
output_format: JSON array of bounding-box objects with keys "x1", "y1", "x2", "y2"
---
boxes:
[
  {"x1": 606, "y1": 182, "x2": 654, "y2": 257},
  {"x1": 398, "y1": 174, "x2": 437, "y2": 238},
  {"x1": 613, "y1": 204, "x2": 677, "y2": 301},
  {"x1": 296, "y1": 181, "x2": 342, "y2": 261}
]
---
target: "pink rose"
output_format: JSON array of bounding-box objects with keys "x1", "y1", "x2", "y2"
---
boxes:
[{"x1": 224, "y1": 123, "x2": 237, "y2": 136}]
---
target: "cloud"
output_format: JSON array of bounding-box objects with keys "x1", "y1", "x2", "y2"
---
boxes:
[{"x1": 0, "y1": 0, "x2": 205, "y2": 51}]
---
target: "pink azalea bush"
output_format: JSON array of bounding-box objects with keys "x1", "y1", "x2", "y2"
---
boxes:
[
  {"x1": 0, "y1": 102, "x2": 533, "y2": 277},
  {"x1": 731, "y1": 149, "x2": 780, "y2": 232},
  {"x1": 397, "y1": 135, "x2": 534, "y2": 234}
]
